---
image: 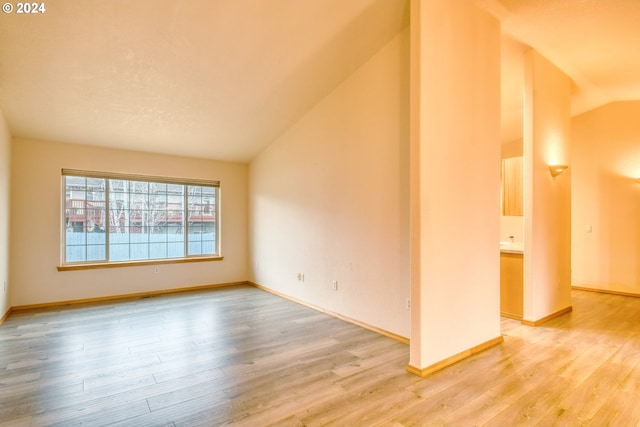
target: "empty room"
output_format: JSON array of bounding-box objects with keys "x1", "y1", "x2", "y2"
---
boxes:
[{"x1": 1, "y1": 0, "x2": 640, "y2": 425}]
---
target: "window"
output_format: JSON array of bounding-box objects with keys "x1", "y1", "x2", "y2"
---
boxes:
[{"x1": 61, "y1": 169, "x2": 219, "y2": 267}]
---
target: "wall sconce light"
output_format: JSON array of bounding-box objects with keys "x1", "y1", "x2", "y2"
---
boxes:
[{"x1": 549, "y1": 165, "x2": 568, "y2": 177}]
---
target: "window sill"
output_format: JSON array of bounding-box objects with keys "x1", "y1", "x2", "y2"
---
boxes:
[{"x1": 57, "y1": 256, "x2": 224, "y2": 271}]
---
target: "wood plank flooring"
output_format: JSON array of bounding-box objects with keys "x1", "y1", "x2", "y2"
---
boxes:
[{"x1": 1, "y1": 285, "x2": 639, "y2": 426}]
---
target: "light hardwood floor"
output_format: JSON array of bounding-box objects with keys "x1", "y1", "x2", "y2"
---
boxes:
[{"x1": 1, "y1": 285, "x2": 639, "y2": 426}]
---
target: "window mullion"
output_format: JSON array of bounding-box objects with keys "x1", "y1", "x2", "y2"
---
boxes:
[
  {"x1": 84, "y1": 184, "x2": 88, "y2": 262},
  {"x1": 105, "y1": 179, "x2": 110, "y2": 261},
  {"x1": 184, "y1": 185, "x2": 188, "y2": 257}
]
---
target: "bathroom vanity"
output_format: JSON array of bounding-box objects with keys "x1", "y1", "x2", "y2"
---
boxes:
[{"x1": 500, "y1": 242, "x2": 523, "y2": 319}]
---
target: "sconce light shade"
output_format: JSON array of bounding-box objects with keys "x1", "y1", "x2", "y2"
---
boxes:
[{"x1": 549, "y1": 165, "x2": 568, "y2": 177}]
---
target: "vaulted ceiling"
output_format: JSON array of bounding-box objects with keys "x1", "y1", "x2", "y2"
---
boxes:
[
  {"x1": 1, "y1": 0, "x2": 639, "y2": 161},
  {"x1": 0, "y1": 0, "x2": 409, "y2": 162},
  {"x1": 493, "y1": 0, "x2": 640, "y2": 143}
]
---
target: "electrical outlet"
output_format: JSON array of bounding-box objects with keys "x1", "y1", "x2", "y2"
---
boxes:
[
  {"x1": 332, "y1": 280, "x2": 338, "y2": 290},
  {"x1": 297, "y1": 273, "x2": 304, "y2": 282},
  {"x1": 405, "y1": 297, "x2": 411, "y2": 310}
]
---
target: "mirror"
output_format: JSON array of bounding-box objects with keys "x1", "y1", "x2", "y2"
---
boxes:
[{"x1": 501, "y1": 156, "x2": 523, "y2": 216}]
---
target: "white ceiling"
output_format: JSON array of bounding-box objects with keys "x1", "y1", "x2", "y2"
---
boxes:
[{"x1": 1, "y1": 0, "x2": 640, "y2": 160}]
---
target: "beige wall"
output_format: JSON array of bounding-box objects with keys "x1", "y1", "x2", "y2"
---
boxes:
[
  {"x1": 10, "y1": 139, "x2": 248, "y2": 306},
  {"x1": 572, "y1": 101, "x2": 640, "y2": 294},
  {"x1": 501, "y1": 215, "x2": 524, "y2": 244},
  {"x1": 502, "y1": 138, "x2": 524, "y2": 159},
  {"x1": 523, "y1": 50, "x2": 572, "y2": 322},
  {"x1": 409, "y1": 0, "x2": 501, "y2": 370},
  {"x1": 249, "y1": 30, "x2": 410, "y2": 337},
  {"x1": 0, "y1": 110, "x2": 10, "y2": 319}
]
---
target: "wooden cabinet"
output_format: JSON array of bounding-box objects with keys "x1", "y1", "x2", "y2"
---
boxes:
[{"x1": 500, "y1": 252, "x2": 523, "y2": 319}]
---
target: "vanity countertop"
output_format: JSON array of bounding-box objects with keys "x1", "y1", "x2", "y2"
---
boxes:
[{"x1": 500, "y1": 242, "x2": 524, "y2": 254}]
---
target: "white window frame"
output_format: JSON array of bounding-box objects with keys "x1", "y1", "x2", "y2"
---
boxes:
[{"x1": 59, "y1": 169, "x2": 221, "y2": 270}]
